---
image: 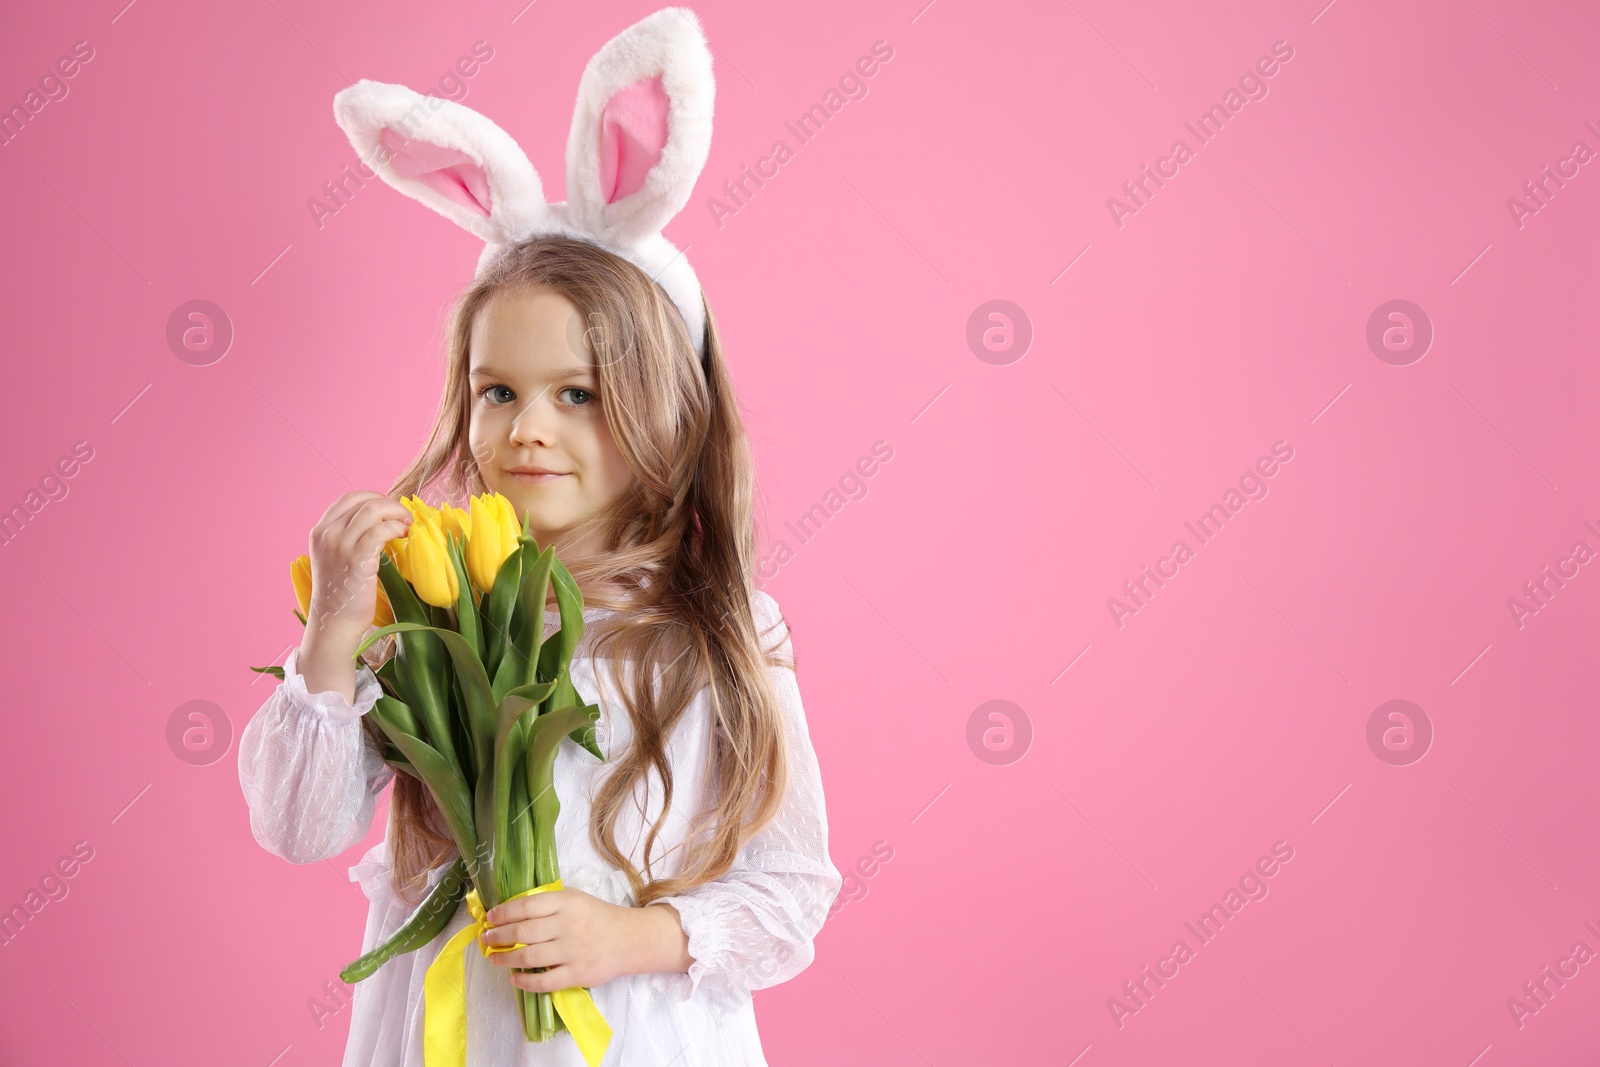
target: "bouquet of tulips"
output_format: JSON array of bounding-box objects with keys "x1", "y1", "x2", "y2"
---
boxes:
[{"x1": 253, "y1": 491, "x2": 611, "y2": 1062}]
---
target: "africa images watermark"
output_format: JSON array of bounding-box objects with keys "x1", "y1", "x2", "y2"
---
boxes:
[
  {"x1": 1106, "y1": 39, "x2": 1297, "y2": 229},
  {"x1": 1106, "y1": 440, "x2": 1296, "y2": 629},
  {"x1": 1504, "y1": 518, "x2": 1600, "y2": 630},
  {"x1": 705, "y1": 39, "x2": 896, "y2": 229},
  {"x1": 0, "y1": 39, "x2": 96, "y2": 149},
  {"x1": 1, "y1": 840, "x2": 97, "y2": 948},
  {"x1": 1, "y1": 439, "x2": 96, "y2": 549},
  {"x1": 757, "y1": 440, "x2": 895, "y2": 580},
  {"x1": 1505, "y1": 119, "x2": 1600, "y2": 231},
  {"x1": 1107, "y1": 839, "x2": 1296, "y2": 1029},
  {"x1": 1504, "y1": 918, "x2": 1600, "y2": 1030}
]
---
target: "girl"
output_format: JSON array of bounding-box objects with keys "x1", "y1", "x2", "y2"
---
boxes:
[{"x1": 236, "y1": 234, "x2": 841, "y2": 1066}]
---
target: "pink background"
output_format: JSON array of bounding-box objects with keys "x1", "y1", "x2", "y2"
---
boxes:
[{"x1": 2, "y1": 0, "x2": 1598, "y2": 1063}]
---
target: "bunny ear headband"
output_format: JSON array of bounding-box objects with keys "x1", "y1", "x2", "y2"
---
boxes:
[{"x1": 332, "y1": 7, "x2": 714, "y2": 360}]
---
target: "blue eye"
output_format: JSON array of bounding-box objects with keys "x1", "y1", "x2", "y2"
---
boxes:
[{"x1": 477, "y1": 383, "x2": 593, "y2": 407}]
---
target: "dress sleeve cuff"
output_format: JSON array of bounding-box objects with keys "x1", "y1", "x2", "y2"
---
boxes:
[
  {"x1": 645, "y1": 894, "x2": 735, "y2": 1005},
  {"x1": 281, "y1": 647, "x2": 382, "y2": 723}
]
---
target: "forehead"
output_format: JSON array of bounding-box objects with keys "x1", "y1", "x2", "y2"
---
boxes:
[{"x1": 468, "y1": 287, "x2": 594, "y2": 377}]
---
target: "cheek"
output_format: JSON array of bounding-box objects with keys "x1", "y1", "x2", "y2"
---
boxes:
[
  {"x1": 468, "y1": 410, "x2": 503, "y2": 466},
  {"x1": 601, "y1": 441, "x2": 631, "y2": 487},
  {"x1": 586, "y1": 417, "x2": 633, "y2": 494}
]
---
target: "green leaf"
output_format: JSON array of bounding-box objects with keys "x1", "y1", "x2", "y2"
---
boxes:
[
  {"x1": 482, "y1": 680, "x2": 556, "y2": 903},
  {"x1": 368, "y1": 702, "x2": 480, "y2": 886},
  {"x1": 571, "y1": 721, "x2": 603, "y2": 762},
  {"x1": 543, "y1": 557, "x2": 601, "y2": 759},
  {"x1": 483, "y1": 548, "x2": 522, "y2": 682},
  {"x1": 504, "y1": 750, "x2": 535, "y2": 899},
  {"x1": 375, "y1": 694, "x2": 421, "y2": 738},
  {"x1": 375, "y1": 554, "x2": 462, "y2": 777},
  {"x1": 526, "y1": 704, "x2": 599, "y2": 887},
  {"x1": 444, "y1": 533, "x2": 483, "y2": 663},
  {"x1": 340, "y1": 857, "x2": 467, "y2": 983},
  {"x1": 502, "y1": 679, "x2": 557, "y2": 712},
  {"x1": 491, "y1": 621, "x2": 522, "y2": 706},
  {"x1": 375, "y1": 654, "x2": 399, "y2": 687},
  {"x1": 360, "y1": 620, "x2": 497, "y2": 781},
  {"x1": 474, "y1": 749, "x2": 500, "y2": 909},
  {"x1": 489, "y1": 700, "x2": 534, "y2": 904},
  {"x1": 387, "y1": 754, "x2": 420, "y2": 780},
  {"x1": 501, "y1": 543, "x2": 553, "y2": 699},
  {"x1": 293, "y1": 608, "x2": 307, "y2": 626},
  {"x1": 249, "y1": 664, "x2": 286, "y2": 680},
  {"x1": 548, "y1": 556, "x2": 585, "y2": 668},
  {"x1": 376, "y1": 551, "x2": 429, "y2": 626}
]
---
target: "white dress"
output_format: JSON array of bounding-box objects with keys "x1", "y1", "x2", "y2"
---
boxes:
[{"x1": 237, "y1": 589, "x2": 840, "y2": 1066}]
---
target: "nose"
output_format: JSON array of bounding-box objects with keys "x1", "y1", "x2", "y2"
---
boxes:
[{"x1": 507, "y1": 387, "x2": 559, "y2": 448}]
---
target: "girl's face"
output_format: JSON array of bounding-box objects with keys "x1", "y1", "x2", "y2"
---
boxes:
[{"x1": 467, "y1": 286, "x2": 636, "y2": 558}]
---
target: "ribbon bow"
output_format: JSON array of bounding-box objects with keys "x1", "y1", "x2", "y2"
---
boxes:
[{"x1": 422, "y1": 879, "x2": 613, "y2": 1067}]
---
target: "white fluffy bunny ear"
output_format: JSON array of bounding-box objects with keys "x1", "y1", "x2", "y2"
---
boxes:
[
  {"x1": 332, "y1": 79, "x2": 547, "y2": 249},
  {"x1": 564, "y1": 7, "x2": 714, "y2": 246}
]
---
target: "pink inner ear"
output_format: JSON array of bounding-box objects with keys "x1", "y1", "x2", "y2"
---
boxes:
[
  {"x1": 380, "y1": 127, "x2": 493, "y2": 218},
  {"x1": 599, "y1": 76, "x2": 670, "y2": 204}
]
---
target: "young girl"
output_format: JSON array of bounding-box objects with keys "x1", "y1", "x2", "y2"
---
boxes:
[
  {"x1": 237, "y1": 232, "x2": 840, "y2": 1062},
  {"x1": 240, "y1": 12, "x2": 841, "y2": 1063}
]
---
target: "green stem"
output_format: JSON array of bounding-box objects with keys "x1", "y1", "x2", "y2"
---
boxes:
[
  {"x1": 539, "y1": 989, "x2": 555, "y2": 1038},
  {"x1": 516, "y1": 705, "x2": 597, "y2": 1041}
]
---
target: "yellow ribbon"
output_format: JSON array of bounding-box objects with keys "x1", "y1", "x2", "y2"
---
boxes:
[{"x1": 422, "y1": 879, "x2": 613, "y2": 1067}]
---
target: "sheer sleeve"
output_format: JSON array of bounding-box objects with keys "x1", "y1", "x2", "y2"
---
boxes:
[
  {"x1": 650, "y1": 591, "x2": 842, "y2": 1013},
  {"x1": 237, "y1": 646, "x2": 395, "y2": 864}
]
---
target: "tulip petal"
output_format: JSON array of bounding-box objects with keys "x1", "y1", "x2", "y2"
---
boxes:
[
  {"x1": 373, "y1": 581, "x2": 395, "y2": 628},
  {"x1": 408, "y1": 513, "x2": 458, "y2": 608},
  {"x1": 291, "y1": 555, "x2": 313, "y2": 617}
]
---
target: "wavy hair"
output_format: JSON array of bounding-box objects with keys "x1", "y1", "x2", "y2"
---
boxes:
[{"x1": 361, "y1": 235, "x2": 791, "y2": 910}]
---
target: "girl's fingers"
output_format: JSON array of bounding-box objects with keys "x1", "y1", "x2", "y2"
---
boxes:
[
  {"x1": 490, "y1": 940, "x2": 564, "y2": 970},
  {"x1": 352, "y1": 519, "x2": 411, "y2": 564},
  {"x1": 347, "y1": 496, "x2": 412, "y2": 536},
  {"x1": 487, "y1": 893, "x2": 562, "y2": 926},
  {"x1": 511, "y1": 964, "x2": 575, "y2": 993},
  {"x1": 317, "y1": 490, "x2": 384, "y2": 533},
  {"x1": 485, "y1": 914, "x2": 559, "y2": 948},
  {"x1": 335, "y1": 502, "x2": 409, "y2": 561}
]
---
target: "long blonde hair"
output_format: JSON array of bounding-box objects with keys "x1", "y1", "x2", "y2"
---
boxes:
[{"x1": 363, "y1": 235, "x2": 791, "y2": 909}]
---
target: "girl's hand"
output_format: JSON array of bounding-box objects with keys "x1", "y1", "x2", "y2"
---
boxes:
[
  {"x1": 481, "y1": 888, "x2": 691, "y2": 992},
  {"x1": 303, "y1": 490, "x2": 413, "y2": 648},
  {"x1": 296, "y1": 491, "x2": 412, "y2": 703}
]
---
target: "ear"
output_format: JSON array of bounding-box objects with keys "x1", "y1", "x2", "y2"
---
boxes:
[
  {"x1": 332, "y1": 79, "x2": 546, "y2": 247},
  {"x1": 564, "y1": 7, "x2": 715, "y2": 245}
]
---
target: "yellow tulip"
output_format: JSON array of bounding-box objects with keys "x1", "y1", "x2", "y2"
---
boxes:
[
  {"x1": 399, "y1": 494, "x2": 439, "y2": 533},
  {"x1": 438, "y1": 502, "x2": 472, "y2": 547},
  {"x1": 466, "y1": 492, "x2": 522, "y2": 592},
  {"x1": 387, "y1": 495, "x2": 436, "y2": 585},
  {"x1": 400, "y1": 493, "x2": 437, "y2": 521},
  {"x1": 373, "y1": 580, "x2": 394, "y2": 627},
  {"x1": 291, "y1": 555, "x2": 313, "y2": 617},
  {"x1": 405, "y1": 511, "x2": 459, "y2": 608}
]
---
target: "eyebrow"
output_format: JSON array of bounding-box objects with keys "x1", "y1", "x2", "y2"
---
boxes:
[{"x1": 468, "y1": 365, "x2": 593, "y2": 381}]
